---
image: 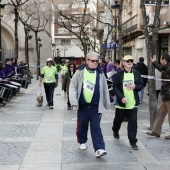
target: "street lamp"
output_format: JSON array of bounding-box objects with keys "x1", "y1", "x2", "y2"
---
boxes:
[
  {"x1": 25, "y1": 25, "x2": 32, "y2": 67},
  {"x1": 52, "y1": 43, "x2": 56, "y2": 61},
  {"x1": 36, "y1": 37, "x2": 41, "y2": 80},
  {"x1": 56, "y1": 48, "x2": 60, "y2": 63},
  {"x1": 92, "y1": 27, "x2": 97, "y2": 52},
  {"x1": 0, "y1": 2, "x2": 5, "y2": 61},
  {"x1": 111, "y1": 0, "x2": 120, "y2": 60}
]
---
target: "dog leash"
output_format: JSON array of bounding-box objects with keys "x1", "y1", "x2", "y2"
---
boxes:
[{"x1": 40, "y1": 86, "x2": 42, "y2": 94}]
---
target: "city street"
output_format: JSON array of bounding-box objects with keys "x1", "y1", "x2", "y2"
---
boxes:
[{"x1": 0, "y1": 77, "x2": 170, "y2": 170}]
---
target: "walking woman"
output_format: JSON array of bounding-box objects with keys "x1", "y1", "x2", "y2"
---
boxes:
[
  {"x1": 62, "y1": 63, "x2": 76, "y2": 110},
  {"x1": 39, "y1": 58, "x2": 58, "y2": 109}
]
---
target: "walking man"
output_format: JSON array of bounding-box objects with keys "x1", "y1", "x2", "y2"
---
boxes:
[
  {"x1": 112, "y1": 55, "x2": 144, "y2": 150},
  {"x1": 134, "y1": 57, "x2": 148, "y2": 103},
  {"x1": 69, "y1": 52, "x2": 110, "y2": 157},
  {"x1": 146, "y1": 53, "x2": 170, "y2": 139}
]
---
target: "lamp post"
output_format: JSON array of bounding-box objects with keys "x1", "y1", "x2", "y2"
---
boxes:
[
  {"x1": 92, "y1": 27, "x2": 97, "y2": 52},
  {"x1": 36, "y1": 37, "x2": 41, "y2": 80},
  {"x1": 111, "y1": 0, "x2": 120, "y2": 60},
  {"x1": 52, "y1": 43, "x2": 56, "y2": 61},
  {"x1": 25, "y1": 25, "x2": 32, "y2": 67},
  {"x1": 64, "y1": 46, "x2": 66, "y2": 62},
  {"x1": 56, "y1": 48, "x2": 60, "y2": 63},
  {"x1": 0, "y1": 2, "x2": 5, "y2": 61}
]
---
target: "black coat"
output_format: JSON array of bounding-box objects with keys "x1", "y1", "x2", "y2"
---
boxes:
[
  {"x1": 152, "y1": 61, "x2": 170, "y2": 102},
  {"x1": 113, "y1": 69, "x2": 144, "y2": 107},
  {"x1": 134, "y1": 62, "x2": 148, "y2": 86}
]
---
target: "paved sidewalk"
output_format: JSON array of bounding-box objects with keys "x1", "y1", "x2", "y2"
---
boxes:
[{"x1": 0, "y1": 78, "x2": 170, "y2": 170}]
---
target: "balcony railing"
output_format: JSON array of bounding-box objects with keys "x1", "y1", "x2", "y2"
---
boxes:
[{"x1": 122, "y1": 15, "x2": 138, "y2": 36}]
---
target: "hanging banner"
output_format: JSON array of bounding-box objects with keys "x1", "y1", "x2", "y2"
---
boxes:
[{"x1": 144, "y1": 0, "x2": 170, "y2": 6}]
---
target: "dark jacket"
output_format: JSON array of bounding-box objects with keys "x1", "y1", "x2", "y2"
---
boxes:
[
  {"x1": 113, "y1": 69, "x2": 144, "y2": 107},
  {"x1": 152, "y1": 61, "x2": 170, "y2": 102},
  {"x1": 62, "y1": 71, "x2": 73, "y2": 93},
  {"x1": 134, "y1": 62, "x2": 148, "y2": 86}
]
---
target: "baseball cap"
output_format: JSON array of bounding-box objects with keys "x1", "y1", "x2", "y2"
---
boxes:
[
  {"x1": 122, "y1": 55, "x2": 133, "y2": 61},
  {"x1": 47, "y1": 58, "x2": 52, "y2": 61}
]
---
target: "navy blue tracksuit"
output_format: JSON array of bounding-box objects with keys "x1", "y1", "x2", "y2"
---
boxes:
[{"x1": 76, "y1": 70, "x2": 105, "y2": 151}]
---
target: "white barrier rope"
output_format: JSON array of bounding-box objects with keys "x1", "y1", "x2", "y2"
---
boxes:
[{"x1": 141, "y1": 75, "x2": 170, "y2": 82}]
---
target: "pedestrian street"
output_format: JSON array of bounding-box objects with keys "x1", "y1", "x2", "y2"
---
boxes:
[{"x1": 0, "y1": 78, "x2": 170, "y2": 170}]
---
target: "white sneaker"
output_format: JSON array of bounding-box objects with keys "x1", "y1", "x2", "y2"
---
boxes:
[
  {"x1": 95, "y1": 149, "x2": 107, "y2": 158},
  {"x1": 49, "y1": 106, "x2": 53, "y2": 109},
  {"x1": 79, "y1": 143, "x2": 87, "y2": 150}
]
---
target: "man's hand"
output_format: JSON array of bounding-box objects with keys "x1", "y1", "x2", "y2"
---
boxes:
[
  {"x1": 39, "y1": 82, "x2": 42, "y2": 86},
  {"x1": 126, "y1": 84, "x2": 135, "y2": 90},
  {"x1": 0, "y1": 78, "x2": 3, "y2": 82},
  {"x1": 150, "y1": 54, "x2": 156, "y2": 62},
  {"x1": 121, "y1": 97, "x2": 128, "y2": 103}
]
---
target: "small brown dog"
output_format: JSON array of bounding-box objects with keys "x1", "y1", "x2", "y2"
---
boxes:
[{"x1": 37, "y1": 93, "x2": 43, "y2": 106}]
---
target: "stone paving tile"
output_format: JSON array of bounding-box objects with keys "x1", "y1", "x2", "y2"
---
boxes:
[
  {"x1": 0, "y1": 112, "x2": 44, "y2": 123},
  {"x1": 0, "y1": 124, "x2": 39, "y2": 138},
  {"x1": 62, "y1": 140, "x2": 137, "y2": 164},
  {"x1": 0, "y1": 165, "x2": 20, "y2": 170},
  {"x1": 140, "y1": 138, "x2": 170, "y2": 161},
  {"x1": 0, "y1": 142, "x2": 31, "y2": 165},
  {"x1": 10, "y1": 104, "x2": 46, "y2": 112},
  {"x1": 19, "y1": 164, "x2": 61, "y2": 170},
  {"x1": 62, "y1": 162, "x2": 145, "y2": 170},
  {"x1": 63, "y1": 123, "x2": 113, "y2": 137}
]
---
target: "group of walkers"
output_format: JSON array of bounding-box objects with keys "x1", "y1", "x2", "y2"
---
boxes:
[{"x1": 39, "y1": 52, "x2": 170, "y2": 158}]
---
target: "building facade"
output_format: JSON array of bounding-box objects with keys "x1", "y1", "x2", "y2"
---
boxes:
[
  {"x1": 120, "y1": 0, "x2": 170, "y2": 64},
  {"x1": 53, "y1": 0, "x2": 97, "y2": 65},
  {"x1": 1, "y1": 0, "x2": 54, "y2": 73}
]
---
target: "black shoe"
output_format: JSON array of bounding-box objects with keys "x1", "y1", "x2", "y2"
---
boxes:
[
  {"x1": 146, "y1": 131, "x2": 160, "y2": 138},
  {"x1": 130, "y1": 143, "x2": 138, "y2": 150},
  {"x1": 67, "y1": 106, "x2": 72, "y2": 110},
  {"x1": 113, "y1": 131, "x2": 119, "y2": 139}
]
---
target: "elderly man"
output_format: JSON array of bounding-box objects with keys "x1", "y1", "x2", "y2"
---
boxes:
[
  {"x1": 112, "y1": 55, "x2": 143, "y2": 150},
  {"x1": 69, "y1": 52, "x2": 110, "y2": 158}
]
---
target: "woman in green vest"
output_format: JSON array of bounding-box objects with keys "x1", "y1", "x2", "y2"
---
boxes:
[{"x1": 39, "y1": 58, "x2": 58, "y2": 109}]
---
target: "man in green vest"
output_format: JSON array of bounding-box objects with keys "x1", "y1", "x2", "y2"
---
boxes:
[
  {"x1": 61, "y1": 59, "x2": 69, "y2": 96},
  {"x1": 112, "y1": 55, "x2": 143, "y2": 150},
  {"x1": 69, "y1": 52, "x2": 110, "y2": 158}
]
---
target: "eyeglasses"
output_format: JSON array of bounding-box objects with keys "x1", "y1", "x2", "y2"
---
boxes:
[
  {"x1": 88, "y1": 59, "x2": 99, "y2": 63},
  {"x1": 125, "y1": 59, "x2": 133, "y2": 63}
]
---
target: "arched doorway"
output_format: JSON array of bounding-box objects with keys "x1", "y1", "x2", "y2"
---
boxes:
[{"x1": 1, "y1": 23, "x2": 15, "y2": 62}]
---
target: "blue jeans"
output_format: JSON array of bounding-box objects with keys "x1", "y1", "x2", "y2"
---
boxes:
[{"x1": 44, "y1": 83, "x2": 55, "y2": 106}]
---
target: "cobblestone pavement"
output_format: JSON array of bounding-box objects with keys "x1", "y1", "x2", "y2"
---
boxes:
[{"x1": 0, "y1": 78, "x2": 170, "y2": 170}]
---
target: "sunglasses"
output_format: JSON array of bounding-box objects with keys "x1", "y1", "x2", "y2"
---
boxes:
[
  {"x1": 69, "y1": 66, "x2": 74, "y2": 68},
  {"x1": 125, "y1": 59, "x2": 133, "y2": 63},
  {"x1": 88, "y1": 59, "x2": 99, "y2": 63}
]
